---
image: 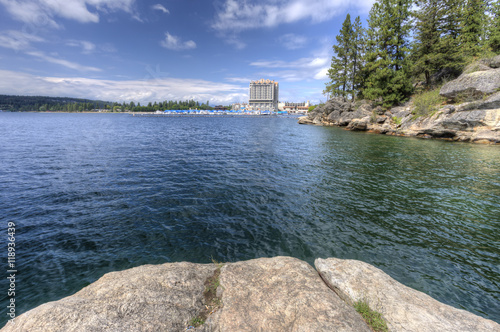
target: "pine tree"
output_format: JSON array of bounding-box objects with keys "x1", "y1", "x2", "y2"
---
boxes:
[
  {"x1": 325, "y1": 14, "x2": 353, "y2": 100},
  {"x1": 351, "y1": 16, "x2": 366, "y2": 99},
  {"x1": 412, "y1": 0, "x2": 463, "y2": 86},
  {"x1": 363, "y1": 0, "x2": 413, "y2": 108},
  {"x1": 361, "y1": 2, "x2": 383, "y2": 100},
  {"x1": 412, "y1": 0, "x2": 443, "y2": 86},
  {"x1": 489, "y1": 0, "x2": 500, "y2": 53},
  {"x1": 462, "y1": 0, "x2": 487, "y2": 56}
]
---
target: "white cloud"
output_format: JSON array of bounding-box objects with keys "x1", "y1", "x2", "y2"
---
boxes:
[
  {"x1": 0, "y1": 0, "x2": 136, "y2": 26},
  {"x1": 67, "y1": 40, "x2": 96, "y2": 54},
  {"x1": 225, "y1": 77, "x2": 253, "y2": 83},
  {"x1": 0, "y1": 69, "x2": 248, "y2": 104},
  {"x1": 313, "y1": 67, "x2": 329, "y2": 80},
  {"x1": 26, "y1": 51, "x2": 101, "y2": 71},
  {"x1": 278, "y1": 33, "x2": 307, "y2": 50},
  {"x1": 212, "y1": 0, "x2": 375, "y2": 33},
  {"x1": 0, "y1": 30, "x2": 44, "y2": 50},
  {"x1": 249, "y1": 38, "x2": 332, "y2": 82},
  {"x1": 251, "y1": 57, "x2": 328, "y2": 69},
  {"x1": 152, "y1": 3, "x2": 169, "y2": 14},
  {"x1": 160, "y1": 32, "x2": 196, "y2": 51}
]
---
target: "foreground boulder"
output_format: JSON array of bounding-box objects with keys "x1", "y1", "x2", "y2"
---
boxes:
[
  {"x1": 2, "y1": 263, "x2": 216, "y2": 332},
  {"x1": 201, "y1": 256, "x2": 369, "y2": 331},
  {"x1": 3, "y1": 257, "x2": 499, "y2": 331},
  {"x1": 316, "y1": 258, "x2": 500, "y2": 332}
]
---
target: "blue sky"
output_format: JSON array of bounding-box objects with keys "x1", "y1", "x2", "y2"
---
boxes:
[{"x1": 0, "y1": 0, "x2": 375, "y2": 105}]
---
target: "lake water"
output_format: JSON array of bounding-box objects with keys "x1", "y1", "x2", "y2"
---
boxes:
[{"x1": 0, "y1": 112, "x2": 499, "y2": 326}]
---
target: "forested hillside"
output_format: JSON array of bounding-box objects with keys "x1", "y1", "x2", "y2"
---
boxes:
[
  {"x1": 0, "y1": 95, "x2": 214, "y2": 112},
  {"x1": 325, "y1": 0, "x2": 500, "y2": 108}
]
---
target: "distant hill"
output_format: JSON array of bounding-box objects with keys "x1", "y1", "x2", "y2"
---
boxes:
[{"x1": 0, "y1": 95, "x2": 112, "y2": 112}]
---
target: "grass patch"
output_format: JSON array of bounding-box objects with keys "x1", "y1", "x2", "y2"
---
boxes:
[
  {"x1": 187, "y1": 259, "x2": 224, "y2": 329},
  {"x1": 412, "y1": 87, "x2": 445, "y2": 118},
  {"x1": 188, "y1": 316, "x2": 205, "y2": 327},
  {"x1": 354, "y1": 300, "x2": 388, "y2": 332},
  {"x1": 392, "y1": 116, "x2": 402, "y2": 125}
]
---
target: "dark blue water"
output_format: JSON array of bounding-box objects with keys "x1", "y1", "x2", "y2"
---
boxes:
[{"x1": 0, "y1": 113, "x2": 499, "y2": 326}]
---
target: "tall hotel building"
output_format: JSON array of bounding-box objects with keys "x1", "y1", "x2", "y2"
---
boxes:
[{"x1": 249, "y1": 79, "x2": 279, "y2": 111}]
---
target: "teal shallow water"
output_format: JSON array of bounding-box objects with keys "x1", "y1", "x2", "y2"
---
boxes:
[{"x1": 0, "y1": 112, "x2": 499, "y2": 326}]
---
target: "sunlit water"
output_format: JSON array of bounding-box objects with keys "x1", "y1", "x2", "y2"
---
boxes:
[{"x1": 0, "y1": 112, "x2": 499, "y2": 326}]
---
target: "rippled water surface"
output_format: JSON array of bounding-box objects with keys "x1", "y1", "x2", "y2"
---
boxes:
[{"x1": 0, "y1": 112, "x2": 499, "y2": 326}]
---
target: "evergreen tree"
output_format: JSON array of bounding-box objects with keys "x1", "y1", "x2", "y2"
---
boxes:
[
  {"x1": 364, "y1": 0, "x2": 413, "y2": 108},
  {"x1": 351, "y1": 16, "x2": 366, "y2": 99},
  {"x1": 361, "y1": 2, "x2": 383, "y2": 100},
  {"x1": 411, "y1": 0, "x2": 463, "y2": 86},
  {"x1": 489, "y1": 0, "x2": 500, "y2": 53},
  {"x1": 462, "y1": 0, "x2": 487, "y2": 56},
  {"x1": 325, "y1": 14, "x2": 353, "y2": 100},
  {"x1": 412, "y1": 0, "x2": 443, "y2": 86}
]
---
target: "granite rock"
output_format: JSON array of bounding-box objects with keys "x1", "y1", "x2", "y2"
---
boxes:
[
  {"x1": 315, "y1": 257, "x2": 500, "y2": 332},
  {"x1": 440, "y1": 68, "x2": 500, "y2": 100},
  {"x1": 1, "y1": 262, "x2": 216, "y2": 332},
  {"x1": 204, "y1": 256, "x2": 370, "y2": 332}
]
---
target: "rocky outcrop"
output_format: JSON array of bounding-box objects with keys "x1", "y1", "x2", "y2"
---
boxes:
[
  {"x1": 440, "y1": 68, "x2": 500, "y2": 100},
  {"x1": 2, "y1": 257, "x2": 499, "y2": 332},
  {"x1": 316, "y1": 258, "x2": 500, "y2": 332},
  {"x1": 201, "y1": 256, "x2": 370, "y2": 332},
  {"x1": 298, "y1": 58, "x2": 500, "y2": 144},
  {"x1": 1, "y1": 262, "x2": 216, "y2": 332}
]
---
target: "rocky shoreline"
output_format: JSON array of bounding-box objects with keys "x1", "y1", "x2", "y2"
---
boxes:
[
  {"x1": 299, "y1": 56, "x2": 500, "y2": 144},
  {"x1": 2, "y1": 256, "x2": 499, "y2": 332}
]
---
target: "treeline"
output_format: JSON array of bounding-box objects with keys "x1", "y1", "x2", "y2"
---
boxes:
[
  {"x1": 124, "y1": 100, "x2": 213, "y2": 112},
  {"x1": 0, "y1": 95, "x2": 111, "y2": 112},
  {"x1": 325, "y1": 0, "x2": 500, "y2": 108},
  {"x1": 0, "y1": 95, "x2": 215, "y2": 112}
]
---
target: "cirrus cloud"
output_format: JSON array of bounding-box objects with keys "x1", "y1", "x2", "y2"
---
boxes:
[
  {"x1": 0, "y1": 30, "x2": 44, "y2": 50},
  {"x1": 152, "y1": 4, "x2": 169, "y2": 14},
  {"x1": 0, "y1": 0, "x2": 136, "y2": 27},
  {"x1": 212, "y1": 0, "x2": 375, "y2": 33}
]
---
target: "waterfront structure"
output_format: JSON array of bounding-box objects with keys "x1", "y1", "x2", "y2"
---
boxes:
[
  {"x1": 232, "y1": 103, "x2": 251, "y2": 110},
  {"x1": 249, "y1": 79, "x2": 279, "y2": 111},
  {"x1": 281, "y1": 101, "x2": 310, "y2": 114}
]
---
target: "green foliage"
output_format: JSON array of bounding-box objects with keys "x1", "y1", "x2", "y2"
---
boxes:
[
  {"x1": 308, "y1": 105, "x2": 317, "y2": 112},
  {"x1": 462, "y1": 0, "x2": 487, "y2": 56},
  {"x1": 0, "y1": 95, "x2": 111, "y2": 112},
  {"x1": 363, "y1": 0, "x2": 413, "y2": 108},
  {"x1": 188, "y1": 316, "x2": 205, "y2": 327},
  {"x1": 325, "y1": 14, "x2": 353, "y2": 99},
  {"x1": 392, "y1": 116, "x2": 402, "y2": 125},
  {"x1": 412, "y1": 88, "x2": 445, "y2": 118},
  {"x1": 412, "y1": 0, "x2": 463, "y2": 86},
  {"x1": 354, "y1": 300, "x2": 388, "y2": 332},
  {"x1": 0, "y1": 95, "x2": 214, "y2": 113},
  {"x1": 325, "y1": 14, "x2": 366, "y2": 101},
  {"x1": 489, "y1": 0, "x2": 500, "y2": 53}
]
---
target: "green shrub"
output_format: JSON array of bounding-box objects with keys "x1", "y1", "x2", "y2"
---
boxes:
[
  {"x1": 392, "y1": 116, "x2": 402, "y2": 125},
  {"x1": 354, "y1": 300, "x2": 388, "y2": 332},
  {"x1": 412, "y1": 88, "x2": 444, "y2": 118}
]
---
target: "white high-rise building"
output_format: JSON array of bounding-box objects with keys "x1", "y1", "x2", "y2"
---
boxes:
[{"x1": 249, "y1": 79, "x2": 279, "y2": 111}]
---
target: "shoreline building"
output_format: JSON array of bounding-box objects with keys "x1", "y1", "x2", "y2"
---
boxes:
[
  {"x1": 279, "y1": 101, "x2": 310, "y2": 114},
  {"x1": 249, "y1": 79, "x2": 279, "y2": 111}
]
